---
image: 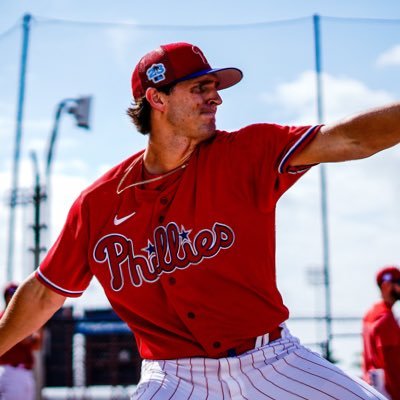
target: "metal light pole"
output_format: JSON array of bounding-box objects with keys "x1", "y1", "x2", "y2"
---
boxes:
[
  {"x1": 46, "y1": 96, "x2": 92, "y2": 180},
  {"x1": 313, "y1": 14, "x2": 333, "y2": 362},
  {"x1": 44, "y1": 96, "x2": 92, "y2": 238}
]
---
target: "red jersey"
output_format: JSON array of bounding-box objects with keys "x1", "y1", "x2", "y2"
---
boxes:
[
  {"x1": 362, "y1": 300, "x2": 400, "y2": 400},
  {"x1": 0, "y1": 312, "x2": 35, "y2": 369},
  {"x1": 36, "y1": 123, "x2": 320, "y2": 359}
]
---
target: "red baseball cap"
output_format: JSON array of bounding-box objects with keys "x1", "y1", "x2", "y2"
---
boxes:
[
  {"x1": 131, "y1": 42, "x2": 243, "y2": 100},
  {"x1": 376, "y1": 266, "x2": 400, "y2": 286}
]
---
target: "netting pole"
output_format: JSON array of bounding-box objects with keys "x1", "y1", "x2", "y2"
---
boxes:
[
  {"x1": 6, "y1": 13, "x2": 32, "y2": 281},
  {"x1": 313, "y1": 14, "x2": 333, "y2": 362}
]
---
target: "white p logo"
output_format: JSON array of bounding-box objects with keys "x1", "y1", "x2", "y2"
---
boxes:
[{"x1": 192, "y1": 46, "x2": 207, "y2": 64}]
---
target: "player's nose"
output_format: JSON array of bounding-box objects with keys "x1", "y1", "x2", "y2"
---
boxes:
[{"x1": 208, "y1": 90, "x2": 222, "y2": 106}]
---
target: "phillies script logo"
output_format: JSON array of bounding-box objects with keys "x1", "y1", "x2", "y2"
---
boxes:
[{"x1": 93, "y1": 222, "x2": 235, "y2": 290}]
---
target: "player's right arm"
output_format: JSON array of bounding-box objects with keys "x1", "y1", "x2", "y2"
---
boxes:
[
  {"x1": 0, "y1": 273, "x2": 66, "y2": 356},
  {"x1": 290, "y1": 102, "x2": 400, "y2": 166}
]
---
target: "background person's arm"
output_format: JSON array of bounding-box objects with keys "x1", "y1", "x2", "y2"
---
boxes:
[
  {"x1": 290, "y1": 102, "x2": 400, "y2": 166},
  {"x1": 0, "y1": 273, "x2": 66, "y2": 356}
]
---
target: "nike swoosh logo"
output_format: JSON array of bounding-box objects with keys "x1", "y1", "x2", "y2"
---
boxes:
[{"x1": 113, "y1": 211, "x2": 136, "y2": 226}]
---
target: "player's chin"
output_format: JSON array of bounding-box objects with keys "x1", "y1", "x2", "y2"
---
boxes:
[{"x1": 198, "y1": 122, "x2": 216, "y2": 138}]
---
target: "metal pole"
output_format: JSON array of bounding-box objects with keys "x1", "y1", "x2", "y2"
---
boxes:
[
  {"x1": 313, "y1": 14, "x2": 333, "y2": 362},
  {"x1": 43, "y1": 96, "x2": 91, "y2": 245},
  {"x1": 44, "y1": 100, "x2": 68, "y2": 244},
  {"x1": 6, "y1": 13, "x2": 32, "y2": 281},
  {"x1": 45, "y1": 96, "x2": 92, "y2": 180},
  {"x1": 29, "y1": 151, "x2": 46, "y2": 271},
  {"x1": 46, "y1": 101, "x2": 68, "y2": 180},
  {"x1": 29, "y1": 152, "x2": 46, "y2": 400}
]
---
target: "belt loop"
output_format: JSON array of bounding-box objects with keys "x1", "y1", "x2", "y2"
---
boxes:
[
  {"x1": 255, "y1": 332, "x2": 270, "y2": 349},
  {"x1": 254, "y1": 327, "x2": 282, "y2": 352},
  {"x1": 264, "y1": 333, "x2": 270, "y2": 345}
]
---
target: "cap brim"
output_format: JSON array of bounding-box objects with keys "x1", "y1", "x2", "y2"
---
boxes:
[{"x1": 176, "y1": 67, "x2": 243, "y2": 90}]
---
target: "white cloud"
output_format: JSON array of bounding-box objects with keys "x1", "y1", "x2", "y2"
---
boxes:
[
  {"x1": 1, "y1": 117, "x2": 54, "y2": 171},
  {"x1": 25, "y1": 118, "x2": 53, "y2": 133},
  {"x1": 0, "y1": 114, "x2": 14, "y2": 132},
  {"x1": 49, "y1": 172, "x2": 89, "y2": 239},
  {"x1": 261, "y1": 70, "x2": 394, "y2": 124},
  {"x1": 53, "y1": 159, "x2": 89, "y2": 176},
  {"x1": 0, "y1": 111, "x2": 52, "y2": 141},
  {"x1": 97, "y1": 163, "x2": 114, "y2": 176},
  {"x1": 376, "y1": 44, "x2": 400, "y2": 67}
]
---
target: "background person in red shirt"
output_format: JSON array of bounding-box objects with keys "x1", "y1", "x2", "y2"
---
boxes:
[
  {"x1": 363, "y1": 266, "x2": 400, "y2": 399},
  {"x1": 0, "y1": 283, "x2": 42, "y2": 400}
]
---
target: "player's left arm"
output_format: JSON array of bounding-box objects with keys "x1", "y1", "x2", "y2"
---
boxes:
[
  {"x1": 290, "y1": 102, "x2": 400, "y2": 166},
  {"x1": 0, "y1": 273, "x2": 66, "y2": 356}
]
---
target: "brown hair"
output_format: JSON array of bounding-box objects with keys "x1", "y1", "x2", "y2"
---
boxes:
[{"x1": 126, "y1": 84, "x2": 176, "y2": 135}]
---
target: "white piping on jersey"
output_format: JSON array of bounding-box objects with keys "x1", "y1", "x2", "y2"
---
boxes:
[
  {"x1": 278, "y1": 125, "x2": 319, "y2": 174},
  {"x1": 36, "y1": 268, "x2": 85, "y2": 295}
]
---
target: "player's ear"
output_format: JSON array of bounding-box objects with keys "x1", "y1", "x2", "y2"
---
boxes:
[{"x1": 145, "y1": 87, "x2": 166, "y2": 112}]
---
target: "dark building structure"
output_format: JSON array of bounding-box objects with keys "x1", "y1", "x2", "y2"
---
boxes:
[{"x1": 44, "y1": 307, "x2": 141, "y2": 387}]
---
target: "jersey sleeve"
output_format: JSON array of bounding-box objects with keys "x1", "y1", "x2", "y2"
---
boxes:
[
  {"x1": 35, "y1": 193, "x2": 93, "y2": 297},
  {"x1": 277, "y1": 125, "x2": 321, "y2": 174},
  {"x1": 220, "y1": 123, "x2": 321, "y2": 210}
]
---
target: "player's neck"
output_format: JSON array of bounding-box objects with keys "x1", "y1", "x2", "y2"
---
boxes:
[
  {"x1": 381, "y1": 292, "x2": 396, "y2": 308},
  {"x1": 144, "y1": 134, "x2": 198, "y2": 174}
]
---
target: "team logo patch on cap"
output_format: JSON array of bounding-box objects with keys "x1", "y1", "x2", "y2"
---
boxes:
[{"x1": 146, "y1": 63, "x2": 166, "y2": 83}]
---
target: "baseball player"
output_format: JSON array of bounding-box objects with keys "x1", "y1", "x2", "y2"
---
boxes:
[
  {"x1": 0, "y1": 283, "x2": 41, "y2": 400},
  {"x1": 362, "y1": 266, "x2": 400, "y2": 400},
  {"x1": 0, "y1": 42, "x2": 399, "y2": 399}
]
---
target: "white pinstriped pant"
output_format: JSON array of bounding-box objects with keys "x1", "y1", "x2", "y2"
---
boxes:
[
  {"x1": 0, "y1": 365, "x2": 35, "y2": 400},
  {"x1": 132, "y1": 326, "x2": 387, "y2": 400}
]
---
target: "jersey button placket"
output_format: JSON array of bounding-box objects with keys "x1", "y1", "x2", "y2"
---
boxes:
[{"x1": 157, "y1": 197, "x2": 168, "y2": 224}]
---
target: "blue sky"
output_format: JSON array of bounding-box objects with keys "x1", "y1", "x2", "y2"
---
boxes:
[{"x1": 1, "y1": 0, "x2": 400, "y2": 372}]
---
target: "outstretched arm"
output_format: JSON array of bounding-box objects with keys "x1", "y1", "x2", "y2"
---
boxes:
[
  {"x1": 290, "y1": 102, "x2": 400, "y2": 166},
  {"x1": 0, "y1": 273, "x2": 66, "y2": 356}
]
